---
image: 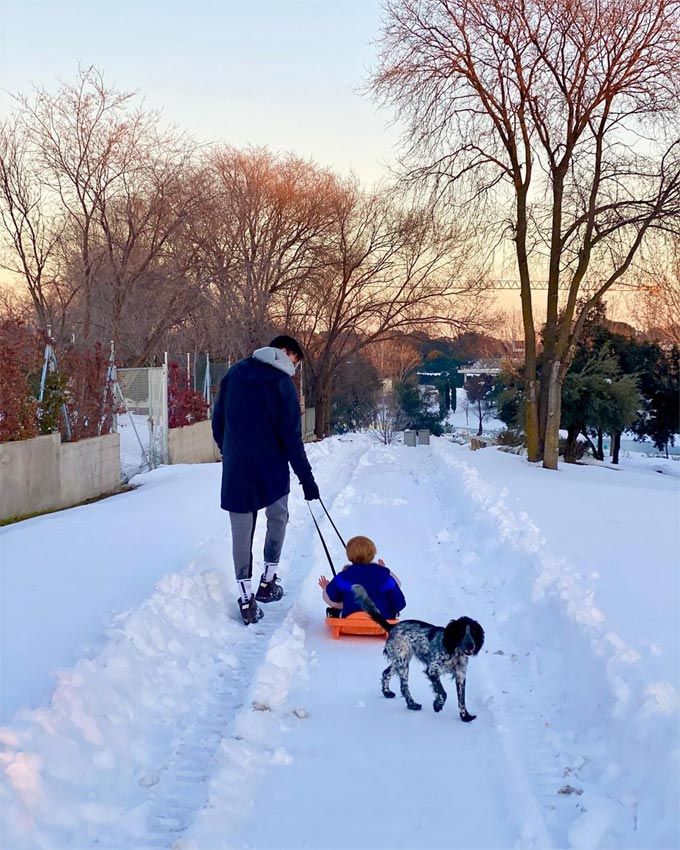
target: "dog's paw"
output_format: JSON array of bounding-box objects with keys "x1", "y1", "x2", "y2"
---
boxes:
[
  {"x1": 460, "y1": 712, "x2": 476, "y2": 722},
  {"x1": 433, "y1": 701, "x2": 445, "y2": 713},
  {"x1": 407, "y1": 702, "x2": 422, "y2": 711},
  {"x1": 383, "y1": 689, "x2": 396, "y2": 699}
]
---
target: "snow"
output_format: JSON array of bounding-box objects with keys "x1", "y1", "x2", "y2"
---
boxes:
[
  {"x1": 449, "y1": 386, "x2": 506, "y2": 433},
  {"x1": 116, "y1": 412, "x2": 153, "y2": 481},
  {"x1": 1, "y1": 435, "x2": 678, "y2": 849}
]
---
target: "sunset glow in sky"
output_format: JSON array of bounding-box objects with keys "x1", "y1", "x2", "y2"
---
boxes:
[{"x1": 0, "y1": 0, "x2": 401, "y2": 185}]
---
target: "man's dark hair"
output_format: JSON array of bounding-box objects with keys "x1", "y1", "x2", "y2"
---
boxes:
[{"x1": 270, "y1": 334, "x2": 304, "y2": 360}]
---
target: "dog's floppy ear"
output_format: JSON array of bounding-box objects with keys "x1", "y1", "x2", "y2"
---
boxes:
[
  {"x1": 443, "y1": 618, "x2": 467, "y2": 654},
  {"x1": 469, "y1": 619, "x2": 485, "y2": 655}
]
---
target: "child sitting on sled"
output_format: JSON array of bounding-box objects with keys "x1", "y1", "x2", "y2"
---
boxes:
[{"x1": 318, "y1": 535, "x2": 406, "y2": 619}]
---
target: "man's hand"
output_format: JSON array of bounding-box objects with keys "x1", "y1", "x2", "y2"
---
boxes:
[{"x1": 303, "y1": 479, "x2": 320, "y2": 501}]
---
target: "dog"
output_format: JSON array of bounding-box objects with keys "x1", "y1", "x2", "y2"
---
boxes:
[{"x1": 352, "y1": 585, "x2": 484, "y2": 722}]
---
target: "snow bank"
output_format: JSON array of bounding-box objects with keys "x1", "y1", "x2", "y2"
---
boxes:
[
  {"x1": 181, "y1": 607, "x2": 310, "y2": 850},
  {"x1": 0, "y1": 563, "x2": 241, "y2": 849},
  {"x1": 432, "y1": 441, "x2": 680, "y2": 849}
]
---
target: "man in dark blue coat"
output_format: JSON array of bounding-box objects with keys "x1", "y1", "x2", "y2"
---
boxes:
[{"x1": 212, "y1": 335, "x2": 320, "y2": 624}]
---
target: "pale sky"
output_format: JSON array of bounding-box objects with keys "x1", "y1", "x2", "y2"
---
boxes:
[
  {"x1": 0, "y1": 0, "x2": 402, "y2": 185},
  {"x1": 0, "y1": 1, "x2": 594, "y2": 320}
]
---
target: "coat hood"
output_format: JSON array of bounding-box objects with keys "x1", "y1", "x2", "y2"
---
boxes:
[{"x1": 252, "y1": 346, "x2": 296, "y2": 377}]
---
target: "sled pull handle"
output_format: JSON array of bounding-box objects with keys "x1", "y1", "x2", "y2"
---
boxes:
[
  {"x1": 308, "y1": 502, "x2": 338, "y2": 577},
  {"x1": 319, "y1": 498, "x2": 346, "y2": 549}
]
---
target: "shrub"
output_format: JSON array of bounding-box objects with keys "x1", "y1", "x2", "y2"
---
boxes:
[
  {"x1": 0, "y1": 320, "x2": 41, "y2": 442},
  {"x1": 168, "y1": 361, "x2": 209, "y2": 428},
  {"x1": 496, "y1": 428, "x2": 525, "y2": 448},
  {"x1": 558, "y1": 435, "x2": 588, "y2": 461},
  {"x1": 60, "y1": 343, "x2": 115, "y2": 440},
  {"x1": 0, "y1": 321, "x2": 116, "y2": 443}
]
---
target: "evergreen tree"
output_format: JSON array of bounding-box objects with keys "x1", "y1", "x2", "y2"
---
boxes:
[
  {"x1": 566, "y1": 306, "x2": 678, "y2": 460},
  {"x1": 636, "y1": 345, "x2": 679, "y2": 457},
  {"x1": 331, "y1": 356, "x2": 381, "y2": 434},
  {"x1": 465, "y1": 374, "x2": 494, "y2": 436},
  {"x1": 395, "y1": 379, "x2": 445, "y2": 435}
]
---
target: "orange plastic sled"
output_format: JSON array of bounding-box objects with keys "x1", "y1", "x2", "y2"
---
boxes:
[{"x1": 325, "y1": 611, "x2": 397, "y2": 640}]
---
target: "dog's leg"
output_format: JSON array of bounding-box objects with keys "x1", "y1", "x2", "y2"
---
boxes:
[
  {"x1": 381, "y1": 664, "x2": 396, "y2": 698},
  {"x1": 426, "y1": 666, "x2": 447, "y2": 713},
  {"x1": 395, "y1": 660, "x2": 421, "y2": 711},
  {"x1": 455, "y1": 669, "x2": 476, "y2": 722}
]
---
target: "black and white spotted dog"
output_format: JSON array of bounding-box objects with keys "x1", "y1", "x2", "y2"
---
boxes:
[{"x1": 352, "y1": 585, "x2": 485, "y2": 722}]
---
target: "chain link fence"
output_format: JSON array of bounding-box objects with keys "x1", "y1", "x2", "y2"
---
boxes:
[{"x1": 114, "y1": 366, "x2": 169, "y2": 481}]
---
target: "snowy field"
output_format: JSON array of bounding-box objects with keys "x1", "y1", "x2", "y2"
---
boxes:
[
  {"x1": 447, "y1": 387, "x2": 680, "y2": 455},
  {"x1": 1, "y1": 436, "x2": 678, "y2": 849},
  {"x1": 449, "y1": 386, "x2": 506, "y2": 433}
]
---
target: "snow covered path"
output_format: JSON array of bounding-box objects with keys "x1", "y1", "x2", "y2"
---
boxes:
[
  {"x1": 1, "y1": 436, "x2": 678, "y2": 849},
  {"x1": 188, "y1": 443, "x2": 555, "y2": 850}
]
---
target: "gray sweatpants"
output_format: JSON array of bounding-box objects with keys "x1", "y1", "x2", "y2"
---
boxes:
[{"x1": 229, "y1": 495, "x2": 289, "y2": 582}]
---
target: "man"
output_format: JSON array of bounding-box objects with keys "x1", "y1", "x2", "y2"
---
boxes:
[{"x1": 212, "y1": 334, "x2": 320, "y2": 624}]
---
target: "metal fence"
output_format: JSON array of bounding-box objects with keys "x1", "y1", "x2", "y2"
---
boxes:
[{"x1": 114, "y1": 365, "x2": 169, "y2": 481}]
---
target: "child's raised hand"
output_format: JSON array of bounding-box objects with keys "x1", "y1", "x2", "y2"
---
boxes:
[
  {"x1": 378, "y1": 558, "x2": 386, "y2": 567},
  {"x1": 318, "y1": 575, "x2": 330, "y2": 590}
]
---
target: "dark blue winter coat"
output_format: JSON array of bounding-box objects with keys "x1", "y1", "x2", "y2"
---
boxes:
[
  {"x1": 325, "y1": 563, "x2": 406, "y2": 619},
  {"x1": 212, "y1": 349, "x2": 317, "y2": 513}
]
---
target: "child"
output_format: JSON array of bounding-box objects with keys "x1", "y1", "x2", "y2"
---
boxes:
[{"x1": 318, "y1": 535, "x2": 406, "y2": 619}]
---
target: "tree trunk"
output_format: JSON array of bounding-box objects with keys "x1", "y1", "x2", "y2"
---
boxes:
[
  {"x1": 314, "y1": 390, "x2": 331, "y2": 439},
  {"x1": 537, "y1": 358, "x2": 551, "y2": 455},
  {"x1": 596, "y1": 429, "x2": 604, "y2": 461},
  {"x1": 83, "y1": 288, "x2": 92, "y2": 341},
  {"x1": 525, "y1": 378, "x2": 540, "y2": 461},
  {"x1": 564, "y1": 424, "x2": 580, "y2": 463},
  {"x1": 612, "y1": 431, "x2": 621, "y2": 465},
  {"x1": 542, "y1": 360, "x2": 562, "y2": 470},
  {"x1": 477, "y1": 400, "x2": 483, "y2": 436},
  {"x1": 581, "y1": 430, "x2": 598, "y2": 457}
]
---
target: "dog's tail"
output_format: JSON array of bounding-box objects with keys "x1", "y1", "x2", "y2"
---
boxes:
[{"x1": 351, "y1": 584, "x2": 395, "y2": 634}]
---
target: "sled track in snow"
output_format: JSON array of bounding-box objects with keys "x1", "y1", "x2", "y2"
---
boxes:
[
  {"x1": 423, "y1": 449, "x2": 557, "y2": 849},
  {"x1": 184, "y1": 443, "x2": 562, "y2": 850},
  {"x1": 136, "y1": 444, "x2": 373, "y2": 849}
]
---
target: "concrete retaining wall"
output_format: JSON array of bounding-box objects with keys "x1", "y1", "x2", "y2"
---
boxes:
[
  {"x1": 168, "y1": 408, "x2": 317, "y2": 464},
  {"x1": 60, "y1": 434, "x2": 121, "y2": 507},
  {"x1": 0, "y1": 432, "x2": 121, "y2": 521},
  {"x1": 168, "y1": 420, "x2": 220, "y2": 465}
]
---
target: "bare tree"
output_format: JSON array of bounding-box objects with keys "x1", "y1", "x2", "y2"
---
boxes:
[
  {"x1": 0, "y1": 119, "x2": 63, "y2": 330},
  {"x1": 630, "y1": 234, "x2": 680, "y2": 345},
  {"x1": 16, "y1": 67, "x2": 145, "y2": 340},
  {"x1": 94, "y1": 141, "x2": 205, "y2": 353},
  {"x1": 0, "y1": 282, "x2": 33, "y2": 322},
  {"x1": 372, "y1": 0, "x2": 680, "y2": 468},
  {"x1": 287, "y1": 181, "x2": 486, "y2": 436},
  {"x1": 465, "y1": 373, "x2": 494, "y2": 436},
  {"x1": 7, "y1": 67, "x2": 207, "y2": 359},
  {"x1": 370, "y1": 395, "x2": 405, "y2": 444},
  {"x1": 199, "y1": 147, "x2": 337, "y2": 356},
  {"x1": 365, "y1": 335, "x2": 422, "y2": 381}
]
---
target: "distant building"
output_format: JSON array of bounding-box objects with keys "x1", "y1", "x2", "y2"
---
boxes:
[{"x1": 458, "y1": 358, "x2": 504, "y2": 387}]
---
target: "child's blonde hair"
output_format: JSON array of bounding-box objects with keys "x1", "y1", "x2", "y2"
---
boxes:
[{"x1": 346, "y1": 535, "x2": 377, "y2": 564}]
